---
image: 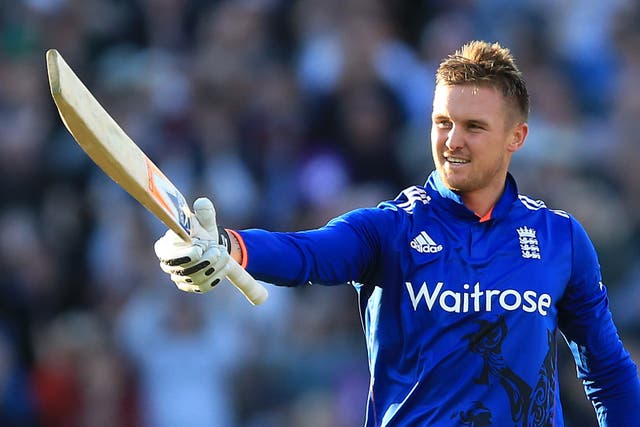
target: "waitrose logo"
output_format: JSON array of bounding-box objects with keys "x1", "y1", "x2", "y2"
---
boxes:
[{"x1": 405, "y1": 281, "x2": 552, "y2": 316}]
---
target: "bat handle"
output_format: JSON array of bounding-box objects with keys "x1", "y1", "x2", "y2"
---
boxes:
[
  {"x1": 227, "y1": 259, "x2": 269, "y2": 305},
  {"x1": 191, "y1": 198, "x2": 268, "y2": 305}
]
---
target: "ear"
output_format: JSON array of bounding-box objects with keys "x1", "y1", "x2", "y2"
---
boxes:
[{"x1": 507, "y1": 122, "x2": 528, "y2": 153}]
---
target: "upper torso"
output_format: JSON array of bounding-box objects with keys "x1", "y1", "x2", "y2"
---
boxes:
[
  {"x1": 357, "y1": 174, "x2": 571, "y2": 426},
  {"x1": 239, "y1": 171, "x2": 636, "y2": 427}
]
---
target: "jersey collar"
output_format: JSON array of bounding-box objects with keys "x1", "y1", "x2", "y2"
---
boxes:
[{"x1": 425, "y1": 170, "x2": 519, "y2": 222}]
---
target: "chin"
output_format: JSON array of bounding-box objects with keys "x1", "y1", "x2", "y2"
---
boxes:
[
  {"x1": 444, "y1": 182, "x2": 464, "y2": 193},
  {"x1": 442, "y1": 182, "x2": 465, "y2": 194},
  {"x1": 437, "y1": 169, "x2": 464, "y2": 192},
  {"x1": 444, "y1": 176, "x2": 480, "y2": 194}
]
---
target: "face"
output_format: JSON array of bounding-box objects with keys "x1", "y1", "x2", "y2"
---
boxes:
[{"x1": 431, "y1": 84, "x2": 527, "y2": 199}]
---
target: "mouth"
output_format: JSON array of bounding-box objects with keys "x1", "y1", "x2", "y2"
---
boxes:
[{"x1": 443, "y1": 155, "x2": 469, "y2": 166}]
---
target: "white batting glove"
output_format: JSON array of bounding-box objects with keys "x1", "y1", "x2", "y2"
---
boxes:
[{"x1": 154, "y1": 198, "x2": 232, "y2": 293}]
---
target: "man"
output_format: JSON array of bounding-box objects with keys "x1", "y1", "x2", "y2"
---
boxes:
[{"x1": 154, "y1": 41, "x2": 640, "y2": 426}]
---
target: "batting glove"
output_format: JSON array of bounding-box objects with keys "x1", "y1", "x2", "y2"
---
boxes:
[{"x1": 154, "y1": 198, "x2": 232, "y2": 293}]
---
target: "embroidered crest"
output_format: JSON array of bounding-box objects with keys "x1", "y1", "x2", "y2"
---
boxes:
[{"x1": 517, "y1": 226, "x2": 540, "y2": 259}]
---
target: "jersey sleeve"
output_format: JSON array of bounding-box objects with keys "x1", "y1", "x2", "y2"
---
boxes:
[
  {"x1": 236, "y1": 207, "x2": 398, "y2": 287},
  {"x1": 558, "y1": 217, "x2": 640, "y2": 425}
]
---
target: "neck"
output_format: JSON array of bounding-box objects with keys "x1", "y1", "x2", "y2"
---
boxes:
[{"x1": 460, "y1": 181, "x2": 506, "y2": 219}]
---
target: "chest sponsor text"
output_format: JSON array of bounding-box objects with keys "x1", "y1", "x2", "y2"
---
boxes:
[{"x1": 405, "y1": 281, "x2": 552, "y2": 316}]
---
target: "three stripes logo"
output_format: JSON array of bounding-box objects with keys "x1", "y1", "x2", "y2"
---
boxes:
[
  {"x1": 411, "y1": 231, "x2": 443, "y2": 254},
  {"x1": 398, "y1": 187, "x2": 431, "y2": 214}
]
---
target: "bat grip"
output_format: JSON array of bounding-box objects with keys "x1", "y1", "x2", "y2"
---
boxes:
[
  {"x1": 188, "y1": 202, "x2": 268, "y2": 305},
  {"x1": 182, "y1": 230, "x2": 268, "y2": 305},
  {"x1": 227, "y1": 259, "x2": 269, "y2": 305}
]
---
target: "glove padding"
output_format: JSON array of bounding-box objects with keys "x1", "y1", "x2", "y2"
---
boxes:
[
  {"x1": 154, "y1": 231, "x2": 231, "y2": 293},
  {"x1": 154, "y1": 197, "x2": 231, "y2": 293}
]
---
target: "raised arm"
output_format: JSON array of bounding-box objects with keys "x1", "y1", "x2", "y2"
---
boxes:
[{"x1": 155, "y1": 200, "x2": 399, "y2": 294}]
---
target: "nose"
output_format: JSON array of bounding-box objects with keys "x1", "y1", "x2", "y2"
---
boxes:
[{"x1": 445, "y1": 127, "x2": 463, "y2": 151}]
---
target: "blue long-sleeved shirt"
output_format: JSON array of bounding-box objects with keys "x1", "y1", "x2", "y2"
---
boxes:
[{"x1": 237, "y1": 171, "x2": 640, "y2": 426}]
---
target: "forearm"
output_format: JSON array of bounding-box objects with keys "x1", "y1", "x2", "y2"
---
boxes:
[
  {"x1": 230, "y1": 218, "x2": 381, "y2": 287},
  {"x1": 562, "y1": 305, "x2": 640, "y2": 424},
  {"x1": 561, "y1": 217, "x2": 640, "y2": 424},
  {"x1": 223, "y1": 228, "x2": 245, "y2": 266},
  {"x1": 223, "y1": 207, "x2": 392, "y2": 287},
  {"x1": 234, "y1": 228, "x2": 363, "y2": 286},
  {"x1": 586, "y1": 354, "x2": 640, "y2": 426}
]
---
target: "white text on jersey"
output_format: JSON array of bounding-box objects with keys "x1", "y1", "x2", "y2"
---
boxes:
[{"x1": 405, "y1": 281, "x2": 552, "y2": 316}]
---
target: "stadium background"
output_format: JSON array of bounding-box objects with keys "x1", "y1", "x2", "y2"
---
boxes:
[{"x1": 1, "y1": 0, "x2": 640, "y2": 425}]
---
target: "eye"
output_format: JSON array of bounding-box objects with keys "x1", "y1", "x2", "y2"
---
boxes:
[
  {"x1": 435, "y1": 119, "x2": 452, "y2": 129},
  {"x1": 467, "y1": 123, "x2": 485, "y2": 132}
]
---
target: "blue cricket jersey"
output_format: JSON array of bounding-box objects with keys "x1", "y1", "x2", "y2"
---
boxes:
[{"x1": 237, "y1": 171, "x2": 640, "y2": 426}]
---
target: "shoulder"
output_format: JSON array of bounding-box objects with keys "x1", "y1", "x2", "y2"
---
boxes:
[
  {"x1": 328, "y1": 186, "x2": 429, "y2": 233},
  {"x1": 511, "y1": 193, "x2": 575, "y2": 246},
  {"x1": 515, "y1": 193, "x2": 593, "y2": 248},
  {"x1": 378, "y1": 185, "x2": 431, "y2": 215},
  {"x1": 516, "y1": 194, "x2": 571, "y2": 220}
]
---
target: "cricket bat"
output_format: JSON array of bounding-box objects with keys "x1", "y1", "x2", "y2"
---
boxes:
[{"x1": 46, "y1": 49, "x2": 268, "y2": 305}]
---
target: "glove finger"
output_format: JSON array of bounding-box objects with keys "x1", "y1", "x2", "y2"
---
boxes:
[
  {"x1": 173, "y1": 275, "x2": 217, "y2": 294},
  {"x1": 162, "y1": 263, "x2": 188, "y2": 276},
  {"x1": 211, "y1": 261, "x2": 231, "y2": 286},
  {"x1": 164, "y1": 260, "x2": 211, "y2": 277},
  {"x1": 201, "y1": 277, "x2": 223, "y2": 290},
  {"x1": 155, "y1": 229, "x2": 201, "y2": 261},
  {"x1": 175, "y1": 281, "x2": 203, "y2": 293},
  {"x1": 160, "y1": 261, "x2": 175, "y2": 275},
  {"x1": 210, "y1": 247, "x2": 230, "y2": 272},
  {"x1": 202, "y1": 257, "x2": 232, "y2": 290},
  {"x1": 193, "y1": 198, "x2": 218, "y2": 235},
  {"x1": 179, "y1": 259, "x2": 212, "y2": 276},
  {"x1": 156, "y1": 243, "x2": 204, "y2": 267},
  {"x1": 171, "y1": 273, "x2": 197, "y2": 287},
  {"x1": 160, "y1": 246, "x2": 202, "y2": 266},
  {"x1": 196, "y1": 269, "x2": 228, "y2": 291},
  {"x1": 154, "y1": 230, "x2": 183, "y2": 256},
  {"x1": 187, "y1": 246, "x2": 228, "y2": 284}
]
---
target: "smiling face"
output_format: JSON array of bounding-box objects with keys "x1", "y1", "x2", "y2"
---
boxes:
[{"x1": 431, "y1": 83, "x2": 528, "y2": 206}]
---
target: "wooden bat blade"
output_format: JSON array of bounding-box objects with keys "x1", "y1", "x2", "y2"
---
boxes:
[
  {"x1": 46, "y1": 49, "x2": 268, "y2": 305},
  {"x1": 46, "y1": 49, "x2": 191, "y2": 241}
]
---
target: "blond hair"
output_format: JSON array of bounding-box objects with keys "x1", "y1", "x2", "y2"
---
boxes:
[{"x1": 436, "y1": 41, "x2": 530, "y2": 121}]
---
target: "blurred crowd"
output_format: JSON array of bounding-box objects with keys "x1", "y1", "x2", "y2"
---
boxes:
[{"x1": 1, "y1": 0, "x2": 640, "y2": 426}]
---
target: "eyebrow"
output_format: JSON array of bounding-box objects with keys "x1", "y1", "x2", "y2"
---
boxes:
[
  {"x1": 432, "y1": 114, "x2": 490, "y2": 127},
  {"x1": 432, "y1": 114, "x2": 450, "y2": 121},
  {"x1": 466, "y1": 118, "x2": 490, "y2": 127}
]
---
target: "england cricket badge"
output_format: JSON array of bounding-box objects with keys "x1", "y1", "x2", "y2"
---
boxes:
[{"x1": 517, "y1": 226, "x2": 540, "y2": 259}]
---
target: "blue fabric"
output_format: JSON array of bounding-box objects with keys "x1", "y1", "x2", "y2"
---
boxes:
[{"x1": 239, "y1": 171, "x2": 640, "y2": 426}]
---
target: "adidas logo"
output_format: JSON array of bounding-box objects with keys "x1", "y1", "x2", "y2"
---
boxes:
[{"x1": 411, "y1": 231, "x2": 443, "y2": 253}]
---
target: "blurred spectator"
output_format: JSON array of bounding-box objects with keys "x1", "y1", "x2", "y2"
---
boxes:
[
  {"x1": 31, "y1": 311, "x2": 135, "y2": 427},
  {"x1": 115, "y1": 287, "x2": 247, "y2": 427},
  {"x1": 0, "y1": 328, "x2": 37, "y2": 427}
]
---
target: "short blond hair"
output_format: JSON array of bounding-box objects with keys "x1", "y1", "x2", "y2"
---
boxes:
[{"x1": 436, "y1": 41, "x2": 530, "y2": 121}]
